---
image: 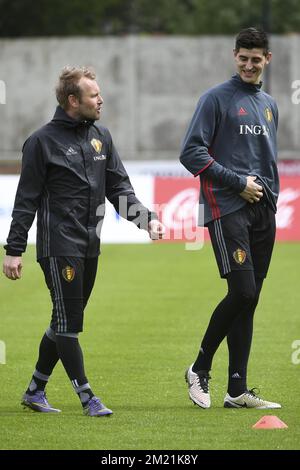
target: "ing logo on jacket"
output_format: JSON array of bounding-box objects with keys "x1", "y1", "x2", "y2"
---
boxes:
[{"x1": 239, "y1": 124, "x2": 270, "y2": 137}]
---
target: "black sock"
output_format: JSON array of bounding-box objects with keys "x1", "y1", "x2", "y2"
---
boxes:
[
  {"x1": 227, "y1": 277, "x2": 264, "y2": 397},
  {"x1": 227, "y1": 369, "x2": 247, "y2": 397},
  {"x1": 26, "y1": 372, "x2": 49, "y2": 395},
  {"x1": 193, "y1": 271, "x2": 257, "y2": 372},
  {"x1": 71, "y1": 378, "x2": 95, "y2": 407},
  {"x1": 26, "y1": 330, "x2": 59, "y2": 395},
  {"x1": 56, "y1": 334, "x2": 94, "y2": 407},
  {"x1": 36, "y1": 330, "x2": 60, "y2": 374},
  {"x1": 192, "y1": 349, "x2": 209, "y2": 373},
  {"x1": 193, "y1": 289, "x2": 243, "y2": 371}
]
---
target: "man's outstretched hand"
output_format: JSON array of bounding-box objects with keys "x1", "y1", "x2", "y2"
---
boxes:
[
  {"x1": 3, "y1": 255, "x2": 23, "y2": 280},
  {"x1": 148, "y1": 219, "x2": 165, "y2": 240}
]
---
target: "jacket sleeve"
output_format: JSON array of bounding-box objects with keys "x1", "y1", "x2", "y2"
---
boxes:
[
  {"x1": 105, "y1": 129, "x2": 157, "y2": 230},
  {"x1": 180, "y1": 93, "x2": 246, "y2": 192},
  {"x1": 4, "y1": 135, "x2": 47, "y2": 256},
  {"x1": 273, "y1": 101, "x2": 279, "y2": 130}
]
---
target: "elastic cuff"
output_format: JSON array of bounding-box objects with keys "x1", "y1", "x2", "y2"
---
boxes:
[
  {"x1": 5, "y1": 249, "x2": 23, "y2": 257},
  {"x1": 194, "y1": 159, "x2": 214, "y2": 177},
  {"x1": 148, "y1": 211, "x2": 158, "y2": 223},
  {"x1": 56, "y1": 332, "x2": 79, "y2": 338},
  {"x1": 236, "y1": 175, "x2": 247, "y2": 192}
]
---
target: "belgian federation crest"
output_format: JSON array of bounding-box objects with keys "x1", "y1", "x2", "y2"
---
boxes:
[
  {"x1": 62, "y1": 266, "x2": 75, "y2": 282},
  {"x1": 264, "y1": 108, "x2": 273, "y2": 122},
  {"x1": 233, "y1": 248, "x2": 247, "y2": 265},
  {"x1": 91, "y1": 138, "x2": 102, "y2": 154}
]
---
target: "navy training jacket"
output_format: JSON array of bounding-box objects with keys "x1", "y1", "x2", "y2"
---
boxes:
[{"x1": 180, "y1": 74, "x2": 279, "y2": 225}]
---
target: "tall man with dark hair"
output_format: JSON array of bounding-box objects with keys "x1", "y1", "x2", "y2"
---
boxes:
[
  {"x1": 3, "y1": 66, "x2": 164, "y2": 417},
  {"x1": 180, "y1": 28, "x2": 281, "y2": 409}
]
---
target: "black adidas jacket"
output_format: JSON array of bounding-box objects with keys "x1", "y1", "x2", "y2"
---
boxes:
[{"x1": 5, "y1": 106, "x2": 154, "y2": 259}]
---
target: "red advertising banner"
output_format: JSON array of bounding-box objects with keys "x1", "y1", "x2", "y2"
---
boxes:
[
  {"x1": 154, "y1": 176, "x2": 300, "y2": 242},
  {"x1": 276, "y1": 176, "x2": 300, "y2": 240}
]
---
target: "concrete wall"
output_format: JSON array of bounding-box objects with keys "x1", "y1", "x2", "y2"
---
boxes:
[{"x1": 0, "y1": 35, "x2": 299, "y2": 161}]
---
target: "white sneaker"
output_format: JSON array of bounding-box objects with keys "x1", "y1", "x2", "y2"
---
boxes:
[
  {"x1": 185, "y1": 364, "x2": 211, "y2": 409},
  {"x1": 224, "y1": 389, "x2": 281, "y2": 409}
]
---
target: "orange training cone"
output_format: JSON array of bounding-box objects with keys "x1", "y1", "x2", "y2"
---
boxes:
[{"x1": 252, "y1": 415, "x2": 288, "y2": 429}]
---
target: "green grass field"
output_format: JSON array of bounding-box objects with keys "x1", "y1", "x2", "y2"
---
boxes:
[{"x1": 1, "y1": 242, "x2": 300, "y2": 450}]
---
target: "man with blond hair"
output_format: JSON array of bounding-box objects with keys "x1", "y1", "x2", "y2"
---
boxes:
[{"x1": 3, "y1": 66, "x2": 164, "y2": 417}]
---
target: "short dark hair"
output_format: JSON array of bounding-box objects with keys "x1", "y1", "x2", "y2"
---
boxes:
[
  {"x1": 56, "y1": 66, "x2": 96, "y2": 109},
  {"x1": 235, "y1": 28, "x2": 269, "y2": 55}
]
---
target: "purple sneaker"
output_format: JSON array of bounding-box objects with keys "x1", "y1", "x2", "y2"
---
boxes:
[
  {"x1": 21, "y1": 391, "x2": 61, "y2": 413},
  {"x1": 83, "y1": 396, "x2": 113, "y2": 417}
]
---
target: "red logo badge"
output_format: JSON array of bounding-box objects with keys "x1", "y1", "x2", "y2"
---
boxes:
[{"x1": 238, "y1": 107, "x2": 248, "y2": 116}]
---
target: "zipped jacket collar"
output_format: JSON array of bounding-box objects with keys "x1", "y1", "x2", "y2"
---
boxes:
[{"x1": 51, "y1": 105, "x2": 95, "y2": 128}]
